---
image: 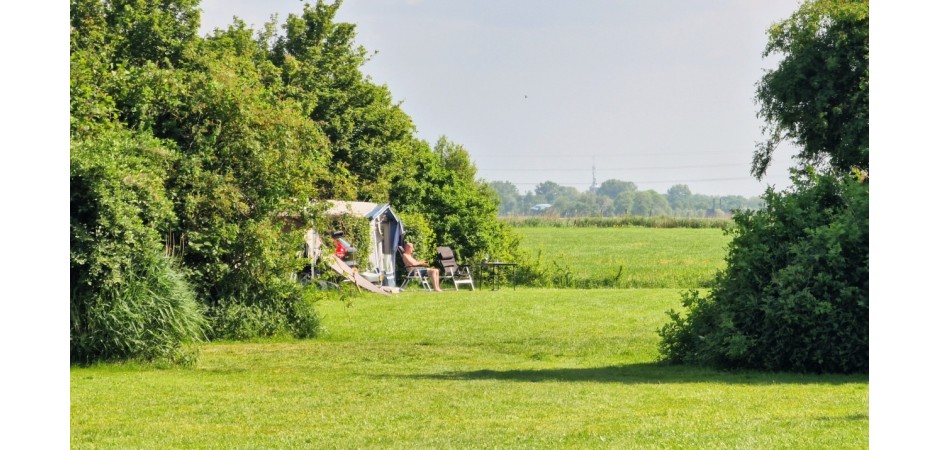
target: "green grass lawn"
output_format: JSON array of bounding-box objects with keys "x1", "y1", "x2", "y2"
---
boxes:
[
  {"x1": 514, "y1": 226, "x2": 732, "y2": 288},
  {"x1": 71, "y1": 289, "x2": 868, "y2": 448}
]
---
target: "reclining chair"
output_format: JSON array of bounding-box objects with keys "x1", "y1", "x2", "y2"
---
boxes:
[
  {"x1": 398, "y1": 246, "x2": 431, "y2": 291},
  {"x1": 436, "y1": 246, "x2": 475, "y2": 291}
]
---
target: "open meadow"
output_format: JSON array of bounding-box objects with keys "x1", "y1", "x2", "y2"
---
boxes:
[
  {"x1": 514, "y1": 226, "x2": 731, "y2": 288},
  {"x1": 71, "y1": 290, "x2": 867, "y2": 448}
]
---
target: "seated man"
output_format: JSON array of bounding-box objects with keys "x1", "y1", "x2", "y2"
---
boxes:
[{"x1": 401, "y1": 242, "x2": 442, "y2": 292}]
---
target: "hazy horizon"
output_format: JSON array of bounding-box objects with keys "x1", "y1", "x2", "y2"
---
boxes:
[{"x1": 199, "y1": 0, "x2": 804, "y2": 197}]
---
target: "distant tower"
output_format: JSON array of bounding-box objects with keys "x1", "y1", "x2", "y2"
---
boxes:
[{"x1": 589, "y1": 157, "x2": 598, "y2": 193}]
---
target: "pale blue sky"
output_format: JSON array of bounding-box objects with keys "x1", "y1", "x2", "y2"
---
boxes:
[{"x1": 199, "y1": 0, "x2": 803, "y2": 197}]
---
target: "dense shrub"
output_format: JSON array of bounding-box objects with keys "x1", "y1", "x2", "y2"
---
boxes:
[
  {"x1": 70, "y1": 130, "x2": 207, "y2": 364},
  {"x1": 208, "y1": 286, "x2": 324, "y2": 341},
  {"x1": 192, "y1": 220, "x2": 317, "y2": 340},
  {"x1": 208, "y1": 303, "x2": 287, "y2": 341},
  {"x1": 659, "y1": 170, "x2": 868, "y2": 373},
  {"x1": 288, "y1": 289, "x2": 324, "y2": 339},
  {"x1": 72, "y1": 1, "x2": 331, "y2": 346}
]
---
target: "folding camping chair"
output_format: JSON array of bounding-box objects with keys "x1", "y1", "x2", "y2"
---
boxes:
[
  {"x1": 398, "y1": 246, "x2": 431, "y2": 291},
  {"x1": 436, "y1": 246, "x2": 475, "y2": 291}
]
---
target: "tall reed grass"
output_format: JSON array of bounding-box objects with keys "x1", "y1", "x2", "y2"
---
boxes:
[{"x1": 70, "y1": 251, "x2": 208, "y2": 365}]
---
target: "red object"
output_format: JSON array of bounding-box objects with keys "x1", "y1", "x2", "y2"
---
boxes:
[{"x1": 334, "y1": 240, "x2": 347, "y2": 258}]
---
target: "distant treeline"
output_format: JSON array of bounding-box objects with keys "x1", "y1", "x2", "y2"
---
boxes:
[
  {"x1": 489, "y1": 180, "x2": 764, "y2": 218},
  {"x1": 502, "y1": 216, "x2": 731, "y2": 229}
]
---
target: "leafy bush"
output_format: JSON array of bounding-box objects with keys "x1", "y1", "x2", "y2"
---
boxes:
[
  {"x1": 70, "y1": 129, "x2": 207, "y2": 364},
  {"x1": 289, "y1": 289, "x2": 325, "y2": 339},
  {"x1": 208, "y1": 287, "x2": 324, "y2": 341},
  {"x1": 658, "y1": 170, "x2": 868, "y2": 373},
  {"x1": 208, "y1": 303, "x2": 288, "y2": 341}
]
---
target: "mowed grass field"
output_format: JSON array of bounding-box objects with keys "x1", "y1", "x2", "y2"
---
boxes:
[
  {"x1": 514, "y1": 226, "x2": 732, "y2": 288},
  {"x1": 71, "y1": 289, "x2": 868, "y2": 448},
  {"x1": 71, "y1": 227, "x2": 867, "y2": 448}
]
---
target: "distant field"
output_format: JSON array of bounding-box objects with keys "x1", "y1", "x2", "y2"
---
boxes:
[
  {"x1": 513, "y1": 226, "x2": 731, "y2": 288},
  {"x1": 71, "y1": 290, "x2": 868, "y2": 448},
  {"x1": 503, "y1": 216, "x2": 731, "y2": 229}
]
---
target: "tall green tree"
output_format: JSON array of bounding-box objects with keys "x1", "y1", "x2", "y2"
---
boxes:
[
  {"x1": 613, "y1": 191, "x2": 635, "y2": 215},
  {"x1": 70, "y1": 0, "x2": 201, "y2": 69},
  {"x1": 270, "y1": 0, "x2": 416, "y2": 201},
  {"x1": 666, "y1": 184, "x2": 692, "y2": 210},
  {"x1": 752, "y1": 0, "x2": 869, "y2": 179},
  {"x1": 629, "y1": 190, "x2": 670, "y2": 216},
  {"x1": 391, "y1": 137, "x2": 515, "y2": 261},
  {"x1": 165, "y1": 24, "x2": 332, "y2": 325},
  {"x1": 434, "y1": 136, "x2": 477, "y2": 184},
  {"x1": 660, "y1": 0, "x2": 869, "y2": 373},
  {"x1": 70, "y1": 0, "x2": 210, "y2": 362},
  {"x1": 596, "y1": 179, "x2": 637, "y2": 200},
  {"x1": 489, "y1": 181, "x2": 522, "y2": 215},
  {"x1": 534, "y1": 181, "x2": 578, "y2": 204},
  {"x1": 71, "y1": 0, "x2": 330, "y2": 347}
]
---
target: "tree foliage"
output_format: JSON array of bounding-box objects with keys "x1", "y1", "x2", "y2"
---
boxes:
[
  {"x1": 270, "y1": 1, "x2": 417, "y2": 201},
  {"x1": 391, "y1": 137, "x2": 517, "y2": 262},
  {"x1": 597, "y1": 179, "x2": 637, "y2": 200},
  {"x1": 489, "y1": 181, "x2": 521, "y2": 215},
  {"x1": 70, "y1": 0, "x2": 514, "y2": 361},
  {"x1": 666, "y1": 184, "x2": 692, "y2": 210},
  {"x1": 753, "y1": 0, "x2": 869, "y2": 179}
]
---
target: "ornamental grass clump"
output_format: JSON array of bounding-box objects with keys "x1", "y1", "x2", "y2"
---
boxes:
[{"x1": 71, "y1": 251, "x2": 207, "y2": 364}]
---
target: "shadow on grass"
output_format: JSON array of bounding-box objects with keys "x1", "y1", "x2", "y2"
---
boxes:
[{"x1": 407, "y1": 362, "x2": 868, "y2": 385}]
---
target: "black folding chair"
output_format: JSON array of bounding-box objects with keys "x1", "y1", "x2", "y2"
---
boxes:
[{"x1": 436, "y1": 246, "x2": 475, "y2": 291}]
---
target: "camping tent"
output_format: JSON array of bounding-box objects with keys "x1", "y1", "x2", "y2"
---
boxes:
[{"x1": 313, "y1": 200, "x2": 405, "y2": 287}]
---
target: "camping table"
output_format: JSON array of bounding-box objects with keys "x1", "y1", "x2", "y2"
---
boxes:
[{"x1": 479, "y1": 261, "x2": 517, "y2": 290}]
